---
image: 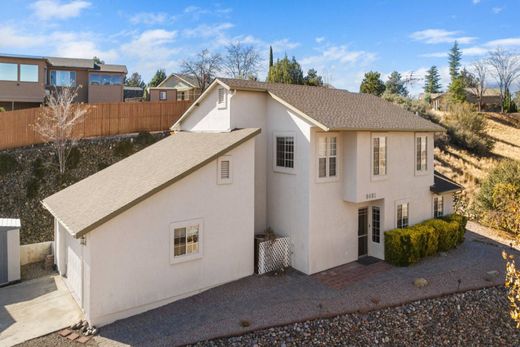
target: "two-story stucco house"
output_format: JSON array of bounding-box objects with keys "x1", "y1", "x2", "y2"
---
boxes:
[{"x1": 43, "y1": 78, "x2": 460, "y2": 326}]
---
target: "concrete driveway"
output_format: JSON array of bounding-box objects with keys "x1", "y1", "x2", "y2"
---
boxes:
[{"x1": 0, "y1": 275, "x2": 83, "y2": 347}]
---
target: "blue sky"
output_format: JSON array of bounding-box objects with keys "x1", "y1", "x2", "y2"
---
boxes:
[{"x1": 1, "y1": 0, "x2": 519, "y2": 94}]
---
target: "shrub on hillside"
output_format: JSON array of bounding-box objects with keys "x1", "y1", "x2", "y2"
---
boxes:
[
  {"x1": 135, "y1": 131, "x2": 156, "y2": 146},
  {"x1": 31, "y1": 157, "x2": 45, "y2": 180},
  {"x1": 385, "y1": 214, "x2": 467, "y2": 266},
  {"x1": 113, "y1": 140, "x2": 135, "y2": 157},
  {"x1": 0, "y1": 107, "x2": 5, "y2": 112},
  {"x1": 0, "y1": 153, "x2": 19, "y2": 176},
  {"x1": 26, "y1": 178, "x2": 40, "y2": 199},
  {"x1": 382, "y1": 93, "x2": 439, "y2": 123},
  {"x1": 445, "y1": 103, "x2": 494, "y2": 155},
  {"x1": 67, "y1": 147, "x2": 81, "y2": 170}
]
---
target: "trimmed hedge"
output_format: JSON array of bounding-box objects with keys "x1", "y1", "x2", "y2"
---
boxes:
[{"x1": 385, "y1": 214, "x2": 467, "y2": 266}]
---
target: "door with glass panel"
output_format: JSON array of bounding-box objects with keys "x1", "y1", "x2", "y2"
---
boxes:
[{"x1": 358, "y1": 207, "x2": 368, "y2": 257}]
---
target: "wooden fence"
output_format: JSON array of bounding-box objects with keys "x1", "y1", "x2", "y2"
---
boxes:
[{"x1": 0, "y1": 101, "x2": 192, "y2": 150}]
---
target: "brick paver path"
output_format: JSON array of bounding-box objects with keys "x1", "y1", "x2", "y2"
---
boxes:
[
  {"x1": 314, "y1": 259, "x2": 393, "y2": 289},
  {"x1": 96, "y1": 230, "x2": 519, "y2": 347}
]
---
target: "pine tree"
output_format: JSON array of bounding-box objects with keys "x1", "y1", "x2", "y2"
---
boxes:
[
  {"x1": 448, "y1": 41, "x2": 462, "y2": 81},
  {"x1": 269, "y1": 46, "x2": 273, "y2": 68},
  {"x1": 267, "y1": 55, "x2": 304, "y2": 84},
  {"x1": 424, "y1": 66, "x2": 442, "y2": 94},
  {"x1": 359, "y1": 71, "x2": 386, "y2": 96},
  {"x1": 385, "y1": 71, "x2": 408, "y2": 96},
  {"x1": 148, "y1": 69, "x2": 167, "y2": 87}
]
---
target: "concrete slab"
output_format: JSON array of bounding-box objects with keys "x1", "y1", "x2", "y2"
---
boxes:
[{"x1": 0, "y1": 275, "x2": 83, "y2": 347}]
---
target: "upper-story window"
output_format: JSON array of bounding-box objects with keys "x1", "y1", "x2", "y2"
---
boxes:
[
  {"x1": 317, "y1": 134, "x2": 337, "y2": 180},
  {"x1": 159, "y1": 91, "x2": 167, "y2": 100},
  {"x1": 217, "y1": 87, "x2": 227, "y2": 108},
  {"x1": 177, "y1": 91, "x2": 186, "y2": 101},
  {"x1": 416, "y1": 135, "x2": 428, "y2": 172},
  {"x1": 274, "y1": 133, "x2": 295, "y2": 173},
  {"x1": 20, "y1": 64, "x2": 38, "y2": 82},
  {"x1": 372, "y1": 135, "x2": 387, "y2": 176},
  {"x1": 89, "y1": 73, "x2": 123, "y2": 86},
  {"x1": 50, "y1": 70, "x2": 76, "y2": 87},
  {"x1": 0, "y1": 63, "x2": 18, "y2": 81},
  {"x1": 397, "y1": 202, "x2": 409, "y2": 228}
]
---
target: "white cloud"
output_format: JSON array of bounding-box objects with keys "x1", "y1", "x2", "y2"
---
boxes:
[
  {"x1": 0, "y1": 25, "x2": 45, "y2": 48},
  {"x1": 315, "y1": 37, "x2": 325, "y2": 44},
  {"x1": 129, "y1": 12, "x2": 169, "y2": 25},
  {"x1": 301, "y1": 45, "x2": 376, "y2": 66},
  {"x1": 270, "y1": 38, "x2": 300, "y2": 52},
  {"x1": 30, "y1": 0, "x2": 91, "y2": 20},
  {"x1": 420, "y1": 52, "x2": 448, "y2": 58},
  {"x1": 485, "y1": 37, "x2": 520, "y2": 47},
  {"x1": 120, "y1": 29, "x2": 178, "y2": 63},
  {"x1": 182, "y1": 23, "x2": 234, "y2": 39},
  {"x1": 472, "y1": 0, "x2": 480, "y2": 4},
  {"x1": 410, "y1": 29, "x2": 476, "y2": 44},
  {"x1": 492, "y1": 6, "x2": 503, "y2": 14}
]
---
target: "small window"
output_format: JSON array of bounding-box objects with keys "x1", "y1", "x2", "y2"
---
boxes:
[
  {"x1": 0, "y1": 63, "x2": 18, "y2": 81},
  {"x1": 373, "y1": 136, "x2": 387, "y2": 176},
  {"x1": 217, "y1": 87, "x2": 227, "y2": 108},
  {"x1": 159, "y1": 91, "x2": 167, "y2": 100},
  {"x1": 50, "y1": 70, "x2": 76, "y2": 87},
  {"x1": 275, "y1": 135, "x2": 295, "y2": 172},
  {"x1": 170, "y1": 219, "x2": 203, "y2": 264},
  {"x1": 416, "y1": 135, "x2": 428, "y2": 172},
  {"x1": 177, "y1": 91, "x2": 185, "y2": 101},
  {"x1": 434, "y1": 195, "x2": 444, "y2": 218},
  {"x1": 217, "y1": 156, "x2": 232, "y2": 184},
  {"x1": 20, "y1": 64, "x2": 38, "y2": 82},
  {"x1": 317, "y1": 134, "x2": 338, "y2": 180},
  {"x1": 397, "y1": 203, "x2": 409, "y2": 228},
  {"x1": 372, "y1": 206, "x2": 381, "y2": 243}
]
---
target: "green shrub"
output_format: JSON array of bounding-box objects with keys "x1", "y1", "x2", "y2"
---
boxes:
[
  {"x1": 385, "y1": 214, "x2": 466, "y2": 266},
  {"x1": 97, "y1": 161, "x2": 110, "y2": 171},
  {"x1": 113, "y1": 140, "x2": 135, "y2": 157},
  {"x1": 477, "y1": 160, "x2": 520, "y2": 210},
  {"x1": 31, "y1": 157, "x2": 45, "y2": 180},
  {"x1": 67, "y1": 147, "x2": 81, "y2": 170},
  {"x1": 135, "y1": 131, "x2": 156, "y2": 146},
  {"x1": 26, "y1": 178, "x2": 40, "y2": 199},
  {"x1": 0, "y1": 153, "x2": 18, "y2": 176}
]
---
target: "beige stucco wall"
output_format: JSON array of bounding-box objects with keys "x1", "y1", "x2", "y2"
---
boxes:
[
  {"x1": 64, "y1": 138, "x2": 256, "y2": 326},
  {"x1": 0, "y1": 57, "x2": 46, "y2": 103},
  {"x1": 19, "y1": 241, "x2": 52, "y2": 265},
  {"x1": 181, "y1": 86, "x2": 232, "y2": 131},
  {"x1": 88, "y1": 84, "x2": 123, "y2": 103}
]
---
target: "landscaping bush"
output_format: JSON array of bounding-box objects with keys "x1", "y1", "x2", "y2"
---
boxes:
[
  {"x1": 135, "y1": 131, "x2": 156, "y2": 146},
  {"x1": 0, "y1": 153, "x2": 19, "y2": 176},
  {"x1": 26, "y1": 178, "x2": 40, "y2": 199},
  {"x1": 31, "y1": 157, "x2": 45, "y2": 180},
  {"x1": 385, "y1": 214, "x2": 467, "y2": 266},
  {"x1": 113, "y1": 140, "x2": 135, "y2": 157},
  {"x1": 67, "y1": 147, "x2": 81, "y2": 170}
]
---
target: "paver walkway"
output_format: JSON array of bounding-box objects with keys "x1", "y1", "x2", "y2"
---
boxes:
[{"x1": 95, "y1": 229, "x2": 518, "y2": 347}]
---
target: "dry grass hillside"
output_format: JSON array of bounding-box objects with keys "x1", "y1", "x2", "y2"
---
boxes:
[{"x1": 434, "y1": 112, "x2": 520, "y2": 210}]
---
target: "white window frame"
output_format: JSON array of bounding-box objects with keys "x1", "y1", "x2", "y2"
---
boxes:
[
  {"x1": 159, "y1": 91, "x2": 167, "y2": 101},
  {"x1": 415, "y1": 134, "x2": 428, "y2": 174},
  {"x1": 177, "y1": 91, "x2": 185, "y2": 101},
  {"x1": 433, "y1": 195, "x2": 444, "y2": 218},
  {"x1": 371, "y1": 133, "x2": 388, "y2": 180},
  {"x1": 395, "y1": 201, "x2": 410, "y2": 229},
  {"x1": 273, "y1": 132, "x2": 296, "y2": 174},
  {"x1": 371, "y1": 206, "x2": 381, "y2": 243},
  {"x1": 316, "y1": 133, "x2": 339, "y2": 182},
  {"x1": 217, "y1": 87, "x2": 227, "y2": 109},
  {"x1": 217, "y1": 155, "x2": 232, "y2": 184},
  {"x1": 169, "y1": 218, "x2": 203, "y2": 264}
]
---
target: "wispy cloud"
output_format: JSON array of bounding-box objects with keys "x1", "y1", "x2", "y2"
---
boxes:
[
  {"x1": 410, "y1": 29, "x2": 476, "y2": 44},
  {"x1": 492, "y1": 6, "x2": 503, "y2": 14},
  {"x1": 315, "y1": 37, "x2": 325, "y2": 44},
  {"x1": 182, "y1": 23, "x2": 234, "y2": 39},
  {"x1": 129, "y1": 12, "x2": 170, "y2": 25},
  {"x1": 30, "y1": 0, "x2": 91, "y2": 20},
  {"x1": 485, "y1": 37, "x2": 520, "y2": 47},
  {"x1": 472, "y1": 0, "x2": 480, "y2": 4},
  {"x1": 0, "y1": 25, "x2": 45, "y2": 48},
  {"x1": 270, "y1": 39, "x2": 300, "y2": 52}
]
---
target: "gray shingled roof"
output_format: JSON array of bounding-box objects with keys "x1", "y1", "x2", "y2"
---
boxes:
[
  {"x1": 431, "y1": 171, "x2": 463, "y2": 194},
  {"x1": 46, "y1": 57, "x2": 94, "y2": 69},
  {"x1": 97, "y1": 64, "x2": 128, "y2": 73},
  {"x1": 43, "y1": 128, "x2": 260, "y2": 237},
  {"x1": 174, "y1": 74, "x2": 200, "y2": 88},
  {"x1": 216, "y1": 78, "x2": 445, "y2": 132}
]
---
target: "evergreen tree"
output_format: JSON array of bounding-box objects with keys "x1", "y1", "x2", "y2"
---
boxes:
[
  {"x1": 503, "y1": 89, "x2": 518, "y2": 113},
  {"x1": 148, "y1": 69, "x2": 167, "y2": 87},
  {"x1": 125, "y1": 72, "x2": 146, "y2": 88},
  {"x1": 269, "y1": 46, "x2": 273, "y2": 68},
  {"x1": 93, "y1": 56, "x2": 105, "y2": 65},
  {"x1": 303, "y1": 69, "x2": 323, "y2": 86},
  {"x1": 385, "y1": 71, "x2": 408, "y2": 96},
  {"x1": 448, "y1": 41, "x2": 462, "y2": 81},
  {"x1": 359, "y1": 71, "x2": 386, "y2": 96},
  {"x1": 267, "y1": 55, "x2": 304, "y2": 84},
  {"x1": 448, "y1": 76, "x2": 466, "y2": 103},
  {"x1": 424, "y1": 66, "x2": 442, "y2": 94}
]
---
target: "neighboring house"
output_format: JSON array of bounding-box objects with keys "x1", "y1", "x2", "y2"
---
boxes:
[
  {"x1": 123, "y1": 86, "x2": 145, "y2": 101},
  {"x1": 43, "y1": 78, "x2": 461, "y2": 326},
  {"x1": 149, "y1": 73, "x2": 201, "y2": 102},
  {"x1": 427, "y1": 88, "x2": 501, "y2": 111},
  {"x1": 0, "y1": 53, "x2": 127, "y2": 110}
]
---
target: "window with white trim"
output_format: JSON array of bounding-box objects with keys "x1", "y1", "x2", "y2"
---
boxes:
[
  {"x1": 177, "y1": 91, "x2": 185, "y2": 101},
  {"x1": 217, "y1": 156, "x2": 232, "y2": 184},
  {"x1": 217, "y1": 87, "x2": 227, "y2": 108},
  {"x1": 372, "y1": 136, "x2": 387, "y2": 176},
  {"x1": 275, "y1": 135, "x2": 295, "y2": 172},
  {"x1": 397, "y1": 203, "x2": 409, "y2": 228},
  {"x1": 372, "y1": 206, "x2": 381, "y2": 243},
  {"x1": 170, "y1": 219, "x2": 203, "y2": 263},
  {"x1": 317, "y1": 134, "x2": 337, "y2": 180},
  {"x1": 159, "y1": 91, "x2": 167, "y2": 100},
  {"x1": 416, "y1": 135, "x2": 428, "y2": 172},
  {"x1": 434, "y1": 195, "x2": 444, "y2": 218}
]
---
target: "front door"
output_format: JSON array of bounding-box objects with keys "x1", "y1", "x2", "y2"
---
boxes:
[{"x1": 358, "y1": 208, "x2": 368, "y2": 258}]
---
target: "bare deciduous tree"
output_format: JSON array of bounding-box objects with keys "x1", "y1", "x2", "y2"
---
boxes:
[
  {"x1": 34, "y1": 87, "x2": 88, "y2": 174},
  {"x1": 487, "y1": 48, "x2": 520, "y2": 113},
  {"x1": 224, "y1": 42, "x2": 260, "y2": 79},
  {"x1": 181, "y1": 49, "x2": 222, "y2": 92},
  {"x1": 470, "y1": 60, "x2": 488, "y2": 112}
]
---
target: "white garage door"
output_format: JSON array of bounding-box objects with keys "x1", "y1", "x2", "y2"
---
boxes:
[{"x1": 66, "y1": 244, "x2": 82, "y2": 304}]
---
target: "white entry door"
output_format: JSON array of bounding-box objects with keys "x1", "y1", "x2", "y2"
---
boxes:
[{"x1": 66, "y1": 244, "x2": 82, "y2": 304}]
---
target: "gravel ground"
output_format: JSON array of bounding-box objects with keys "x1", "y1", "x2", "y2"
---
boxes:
[
  {"x1": 18, "y1": 332, "x2": 98, "y2": 347},
  {"x1": 20, "y1": 260, "x2": 55, "y2": 281},
  {"x1": 192, "y1": 286, "x2": 518, "y2": 347}
]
